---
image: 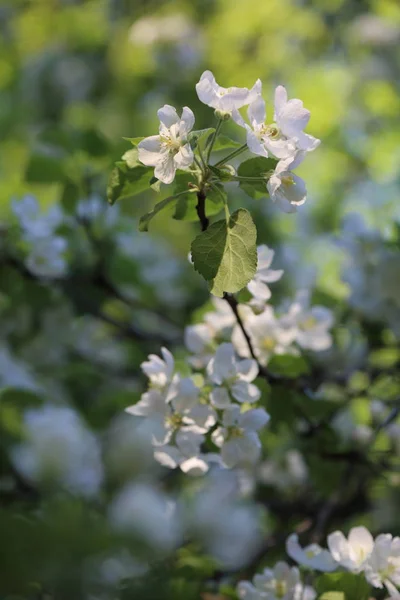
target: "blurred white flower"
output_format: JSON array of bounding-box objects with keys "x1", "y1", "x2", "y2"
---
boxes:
[
  {"x1": 141, "y1": 347, "x2": 175, "y2": 389},
  {"x1": 286, "y1": 534, "x2": 337, "y2": 572},
  {"x1": 212, "y1": 405, "x2": 270, "y2": 468},
  {"x1": 109, "y1": 482, "x2": 181, "y2": 552},
  {"x1": 233, "y1": 305, "x2": 297, "y2": 366},
  {"x1": 282, "y1": 290, "x2": 333, "y2": 352},
  {"x1": 247, "y1": 245, "x2": 284, "y2": 305},
  {"x1": 129, "y1": 13, "x2": 196, "y2": 46},
  {"x1": 138, "y1": 104, "x2": 194, "y2": 184},
  {"x1": 258, "y1": 449, "x2": 308, "y2": 491},
  {"x1": 25, "y1": 236, "x2": 68, "y2": 278},
  {"x1": 207, "y1": 343, "x2": 260, "y2": 408},
  {"x1": 11, "y1": 404, "x2": 103, "y2": 497},
  {"x1": 364, "y1": 534, "x2": 400, "y2": 597},
  {"x1": 196, "y1": 70, "x2": 261, "y2": 114},
  {"x1": 188, "y1": 471, "x2": 261, "y2": 568},
  {"x1": 237, "y1": 561, "x2": 302, "y2": 600},
  {"x1": 327, "y1": 526, "x2": 374, "y2": 572}
]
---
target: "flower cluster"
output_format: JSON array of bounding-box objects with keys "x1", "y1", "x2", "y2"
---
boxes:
[
  {"x1": 186, "y1": 245, "x2": 333, "y2": 367},
  {"x1": 287, "y1": 527, "x2": 400, "y2": 597},
  {"x1": 136, "y1": 70, "x2": 319, "y2": 212},
  {"x1": 126, "y1": 343, "x2": 270, "y2": 473}
]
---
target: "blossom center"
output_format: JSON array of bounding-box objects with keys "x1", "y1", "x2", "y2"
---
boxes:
[
  {"x1": 300, "y1": 316, "x2": 317, "y2": 330},
  {"x1": 228, "y1": 426, "x2": 243, "y2": 440},
  {"x1": 261, "y1": 123, "x2": 281, "y2": 139},
  {"x1": 261, "y1": 336, "x2": 276, "y2": 352},
  {"x1": 281, "y1": 175, "x2": 295, "y2": 186},
  {"x1": 166, "y1": 413, "x2": 183, "y2": 430},
  {"x1": 160, "y1": 134, "x2": 182, "y2": 154},
  {"x1": 275, "y1": 580, "x2": 287, "y2": 598}
]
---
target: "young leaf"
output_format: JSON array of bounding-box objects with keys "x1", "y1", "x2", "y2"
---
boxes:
[
  {"x1": 212, "y1": 135, "x2": 242, "y2": 152},
  {"x1": 189, "y1": 128, "x2": 215, "y2": 150},
  {"x1": 107, "y1": 156, "x2": 153, "y2": 205},
  {"x1": 191, "y1": 208, "x2": 257, "y2": 297},
  {"x1": 237, "y1": 156, "x2": 278, "y2": 199},
  {"x1": 139, "y1": 193, "x2": 194, "y2": 232},
  {"x1": 315, "y1": 573, "x2": 370, "y2": 600},
  {"x1": 123, "y1": 136, "x2": 145, "y2": 147}
]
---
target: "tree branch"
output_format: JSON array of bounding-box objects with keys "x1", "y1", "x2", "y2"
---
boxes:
[{"x1": 196, "y1": 189, "x2": 209, "y2": 232}]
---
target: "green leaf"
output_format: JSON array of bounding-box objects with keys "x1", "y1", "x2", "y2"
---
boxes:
[
  {"x1": 268, "y1": 354, "x2": 310, "y2": 378},
  {"x1": 315, "y1": 573, "x2": 370, "y2": 600},
  {"x1": 107, "y1": 153, "x2": 153, "y2": 205},
  {"x1": 237, "y1": 156, "x2": 278, "y2": 199},
  {"x1": 139, "y1": 193, "x2": 193, "y2": 232},
  {"x1": 173, "y1": 184, "x2": 226, "y2": 221},
  {"x1": 191, "y1": 208, "x2": 257, "y2": 297},
  {"x1": 123, "y1": 136, "x2": 145, "y2": 147},
  {"x1": 212, "y1": 135, "x2": 242, "y2": 152},
  {"x1": 189, "y1": 128, "x2": 215, "y2": 150}
]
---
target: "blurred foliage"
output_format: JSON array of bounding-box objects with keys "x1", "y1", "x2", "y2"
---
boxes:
[{"x1": 1, "y1": 0, "x2": 400, "y2": 599}]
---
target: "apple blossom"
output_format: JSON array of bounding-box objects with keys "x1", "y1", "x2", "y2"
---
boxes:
[
  {"x1": 267, "y1": 152, "x2": 307, "y2": 214},
  {"x1": 212, "y1": 405, "x2": 270, "y2": 468},
  {"x1": 273, "y1": 85, "x2": 320, "y2": 152},
  {"x1": 282, "y1": 290, "x2": 334, "y2": 351},
  {"x1": 138, "y1": 104, "x2": 195, "y2": 184},
  {"x1": 206, "y1": 342, "x2": 261, "y2": 408}
]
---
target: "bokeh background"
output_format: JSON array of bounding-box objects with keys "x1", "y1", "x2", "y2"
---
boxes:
[{"x1": 1, "y1": 0, "x2": 400, "y2": 598}]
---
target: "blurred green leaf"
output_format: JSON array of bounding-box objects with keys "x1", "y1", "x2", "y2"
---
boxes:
[
  {"x1": 268, "y1": 354, "x2": 310, "y2": 378},
  {"x1": 237, "y1": 156, "x2": 278, "y2": 199}
]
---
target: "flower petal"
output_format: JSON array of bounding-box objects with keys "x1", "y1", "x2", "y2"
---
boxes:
[
  {"x1": 138, "y1": 136, "x2": 162, "y2": 166},
  {"x1": 157, "y1": 104, "x2": 180, "y2": 128}
]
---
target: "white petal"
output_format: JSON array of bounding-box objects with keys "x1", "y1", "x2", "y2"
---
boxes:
[
  {"x1": 154, "y1": 152, "x2": 176, "y2": 184},
  {"x1": 274, "y1": 85, "x2": 288, "y2": 117},
  {"x1": 348, "y1": 526, "x2": 374, "y2": 556},
  {"x1": 196, "y1": 70, "x2": 219, "y2": 108},
  {"x1": 246, "y1": 128, "x2": 269, "y2": 158},
  {"x1": 277, "y1": 99, "x2": 310, "y2": 138},
  {"x1": 210, "y1": 387, "x2": 231, "y2": 409},
  {"x1": 237, "y1": 581, "x2": 260, "y2": 600},
  {"x1": 247, "y1": 278, "x2": 271, "y2": 301},
  {"x1": 248, "y1": 96, "x2": 266, "y2": 126},
  {"x1": 179, "y1": 106, "x2": 195, "y2": 137},
  {"x1": 174, "y1": 143, "x2": 194, "y2": 170},
  {"x1": 180, "y1": 456, "x2": 209, "y2": 476},
  {"x1": 175, "y1": 429, "x2": 204, "y2": 457},
  {"x1": 231, "y1": 380, "x2": 261, "y2": 404},
  {"x1": 138, "y1": 136, "x2": 162, "y2": 166},
  {"x1": 231, "y1": 108, "x2": 247, "y2": 128},
  {"x1": 157, "y1": 104, "x2": 180, "y2": 128},
  {"x1": 284, "y1": 174, "x2": 307, "y2": 206},
  {"x1": 327, "y1": 531, "x2": 349, "y2": 564},
  {"x1": 239, "y1": 408, "x2": 270, "y2": 431},
  {"x1": 222, "y1": 405, "x2": 241, "y2": 427},
  {"x1": 236, "y1": 358, "x2": 259, "y2": 382},
  {"x1": 187, "y1": 404, "x2": 217, "y2": 431},
  {"x1": 208, "y1": 343, "x2": 236, "y2": 383},
  {"x1": 154, "y1": 445, "x2": 181, "y2": 469}
]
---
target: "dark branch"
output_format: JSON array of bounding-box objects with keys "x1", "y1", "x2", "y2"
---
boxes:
[{"x1": 196, "y1": 189, "x2": 209, "y2": 232}]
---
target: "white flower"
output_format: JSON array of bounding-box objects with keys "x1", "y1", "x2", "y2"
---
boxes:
[
  {"x1": 247, "y1": 245, "x2": 284, "y2": 305},
  {"x1": 138, "y1": 104, "x2": 194, "y2": 184},
  {"x1": 141, "y1": 347, "x2": 175, "y2": 389},
  {"x1": 286, "y1": 534, "x2": 337, "y2": 572},
  {"x1": 267, "y1": 152, "x2": 307, "y2": 214},
  {"x1": 233, "y1": 305, "x2": 297, "y2": 366},
  {"x1": 11, "y1": 404, "x2": 103, "y2": 497},
  {"x1": 364, "y1": 534, "x2": 400, "y2": 597},
  {"x1": 26, "y1": 236, "x2": 68, "y2": 278},
  {"x1": 282, "y1": 290, "x2": 334, "y2": 351},
  {"x1": 126, "y1": 376, "x2": 215, "y2": 447},
  {"x1": 238, "y1": 561, "x2": 301, "y2": 600},
  {"x1": 327, "y1": 526, "x2": 374, "y2": 572},
  {"x1": 212, "y1": 405, "x2": 270, "y2": 468},
  {"x1": 196, "y1": 70, "x2": 261, "y2": 113},
  {"x1": 207, "y1": 343, "x2": 260, "y2": 408},
  {"x1": 233, "y1": 86, "x2": 319, "y2": 160},
  {"x1": 233, "y1": 95, "x2": 296, "y2": 160},
  {"x1": 188, "y1": 471, "x2": 261, "y2": 568},
  {"x1": 109, "y1": 482, "x2": 181, "y2": 552}
]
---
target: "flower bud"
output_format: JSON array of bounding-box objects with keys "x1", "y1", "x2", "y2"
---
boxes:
[{"x1": 214, "y1": 109, "x2": 231, "y2": 121}]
